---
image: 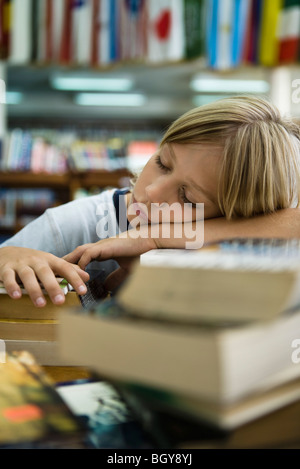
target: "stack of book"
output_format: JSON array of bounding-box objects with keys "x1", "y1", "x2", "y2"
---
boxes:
[
  {"x1": 0, "y1": 278, "x2": 80, "y2": 365},
  {"x1": 58, "y1": 238, "x2": 300, "y2": 434}
]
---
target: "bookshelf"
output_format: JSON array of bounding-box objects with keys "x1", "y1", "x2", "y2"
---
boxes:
[
  {"x1": 0, "y1": 170, "x2": 131, "y2": 197},
  {"x1": 0, "y1": 168, "x2": 132, "y2": 239},
  {"x1": 1, "y1": 0, "x2": 300, "y2": 240}
]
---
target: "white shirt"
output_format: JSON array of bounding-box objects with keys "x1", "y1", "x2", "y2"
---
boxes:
[{"x1": 0, "y1": 188, "x2": 129, "y2": 281}]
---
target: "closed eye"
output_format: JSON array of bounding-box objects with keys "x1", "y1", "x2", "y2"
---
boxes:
[
  {"x1": 155, "y1": 154, "x2": 170, "y2": 172},
  {"x1": 179, "y1": 187, "x2": 197, "y2": 208}
]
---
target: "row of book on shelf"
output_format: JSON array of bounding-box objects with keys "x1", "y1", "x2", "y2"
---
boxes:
[
  {"x1": 1, "y1": 0, "x2": 299, "y2": 69},
  {"x1": 0, "y1": 128, "x2": 159, "y2": 173},
  {"x1": 0, "y1": 188, "x2": 56, "y2": 229},
  {"x1": 2, "y1": 238, "x2": 300, "y2": 448}
]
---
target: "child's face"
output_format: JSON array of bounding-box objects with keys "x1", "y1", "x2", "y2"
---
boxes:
[{"x1": 127, "y1": 142, "x2": 222, "y2": 224}]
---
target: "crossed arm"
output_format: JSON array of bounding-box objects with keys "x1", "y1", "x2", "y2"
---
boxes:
[{"x1": 1, "y1": 208, "x2": 300, "y2": 306}]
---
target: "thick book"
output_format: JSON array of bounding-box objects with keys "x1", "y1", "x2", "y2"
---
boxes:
[
  {"x1": 58, "y1": 296, "x2": 300, "y2": 405},
  {"x1": 116, "y1": 376, "x2": 300, "y2": 431},
  {"x1": 0, "y1": 350, "x2": 84, "y2": 448},
  {"x1": 0, "y1": 278, "x2": 79, "y2": 319},
  {"x1": 0, "y1": 278, "x2": 80, "y2": 365},
  {"x1": 117, "y1": 238, "x2": 300, "y2": 323}
]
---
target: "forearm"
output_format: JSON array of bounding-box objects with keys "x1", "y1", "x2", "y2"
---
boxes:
[
  {"x1": 204, "y1": 208, "x2": 300, "y2": 243},
  {"x1": 65, "y1": 208, "x2": 300, "y2": 270},
  {"x1": 155, "y1": 208, "x2": 300, "y2": 249}
]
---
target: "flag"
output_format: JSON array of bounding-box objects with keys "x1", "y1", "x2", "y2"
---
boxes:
[
  {"x1": 147, "y1": 0, "x2": 185, "y2": 63},
  {"x1": 259, "y1": 0, "x2": 283, "y2": 66},
  {"x1": 278, "y1": 0, "x2": 300, "y2": 63},
  {"x1": 206, "y1": 0, "x2": 250, "y2": 70}
]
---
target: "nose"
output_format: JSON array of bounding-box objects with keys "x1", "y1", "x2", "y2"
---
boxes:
[{"x1": 145, "y1": 176, "x2": 174, "y2": 205}]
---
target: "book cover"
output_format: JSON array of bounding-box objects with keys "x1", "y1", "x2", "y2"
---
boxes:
[
  {"x1": 56, "y1": 378, "x2": 156, "y2": 448},
  {"x1": 0, "y1": 351, "x2": 84, "y2": 448}
]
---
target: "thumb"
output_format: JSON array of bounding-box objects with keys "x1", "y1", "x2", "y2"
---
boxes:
[{"x1": 63, "y1": 245, "x2": 89, "y2": 264}]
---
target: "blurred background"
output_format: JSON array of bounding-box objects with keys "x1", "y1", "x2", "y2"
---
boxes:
[{"x1": 1, "y1": 0, "x2": 300, "y2": 242}]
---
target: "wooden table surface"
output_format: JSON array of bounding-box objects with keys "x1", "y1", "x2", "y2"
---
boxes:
[{"x1": 43, "y1": 365, "x2": 92, "y2": 384}]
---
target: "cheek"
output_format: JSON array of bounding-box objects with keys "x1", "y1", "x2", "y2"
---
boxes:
[
  {"x1": 134, "y1": 161, "x2": 157, "y2": 188},
  {"x1": 150, "y1": 204, "x2": 197, "y2": 223}
]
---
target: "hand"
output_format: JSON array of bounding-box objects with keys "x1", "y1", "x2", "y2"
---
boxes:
[
  {"x1": 0, "y1": 246, "x2": 90, "y2": 307},
  {"x1": 64, "y1": 230, "x2": 157, "y2": 292}
]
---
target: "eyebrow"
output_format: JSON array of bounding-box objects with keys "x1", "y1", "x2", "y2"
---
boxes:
[{"x1": 166, "y1": 143, "x2": 216, "y2": 203}]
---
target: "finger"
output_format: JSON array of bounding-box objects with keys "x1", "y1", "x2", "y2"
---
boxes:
[
  {"x1": 51, "y1": 259, "x2": 88, "y2": 296},
  {"x1": 34, "y1": 263, "x2": 71, "y2": 305},
  {"x1": 63, "y1": 245, "x2": 91, "y2": 264},
  {"x1": 104, "y1": 267, "x2": 130, "y2": 292},
  {"x1": 77, "y1": 247, "x2": 101, "y2": 270},
  {"x1": 2, "y1": 268, "x2": 22, "y2": 299},
  {"x1": 70, "y1": 263, "x2": 90, "y2": 280},
  {"x1": 17, "y1": 266, "x2": 47, "y2": 307}
]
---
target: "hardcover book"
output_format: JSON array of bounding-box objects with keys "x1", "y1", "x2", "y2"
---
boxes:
[{"x1": 0, "y1": 351, "x2": 84, "y2": 448}]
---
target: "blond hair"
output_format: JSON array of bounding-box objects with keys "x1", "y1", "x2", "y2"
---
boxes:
[{"x1": 161, "y1": 96, "x2": 300, "y2": 219}]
